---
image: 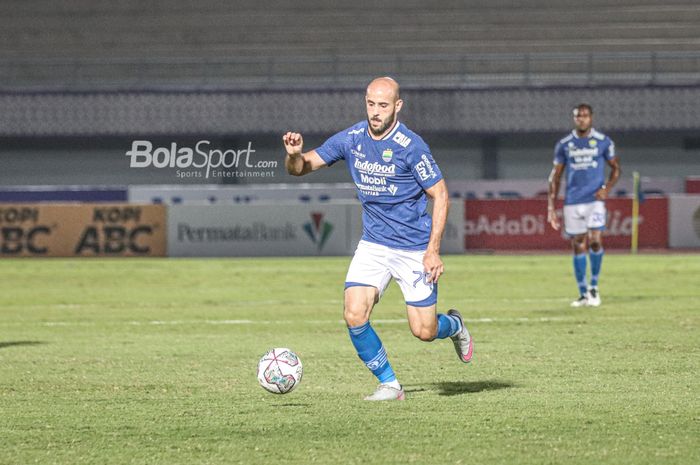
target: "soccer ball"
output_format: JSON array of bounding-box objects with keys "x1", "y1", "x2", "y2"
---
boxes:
[{"x1": 257, "y1": 347, "x2": 303, "y2": 394}]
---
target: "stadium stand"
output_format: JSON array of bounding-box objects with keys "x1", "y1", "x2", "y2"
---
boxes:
[
  {"x1": 1, "y1": 0, "x2": 700, "y2": 90},
  {"x1": 0, "y1": 1, "x2": 699, "y2": 187}
]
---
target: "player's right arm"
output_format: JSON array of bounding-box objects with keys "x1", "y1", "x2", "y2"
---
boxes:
[
  {"x1": 283, "y1": 132, "x2": 327, "y2": 176},
  {"x1": 547, "y1": 162, "x2": 565, "y2": 231}
]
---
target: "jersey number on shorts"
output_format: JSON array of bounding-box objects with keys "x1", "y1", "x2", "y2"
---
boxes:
[{"x1": 412, "y1": 271, "x2": 434, "y2": 289}]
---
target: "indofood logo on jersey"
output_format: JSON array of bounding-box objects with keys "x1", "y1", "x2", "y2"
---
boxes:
[
  {"x1": 567, "y1": 143, "x2": 599, "y2": 170},
  {"x1": 303, "y1": 212, "x2": 333, "y2": 250},
  {"x1": 354, "y1": 159, "x2": 395, "y2": 175}
]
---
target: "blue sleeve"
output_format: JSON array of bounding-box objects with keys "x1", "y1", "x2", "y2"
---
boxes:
[
  {"x1": 553, "y1": 142, "x2": 566, "y2": 165},
  {"x1": 315, "y1": 130, "x2": 348, "y2": 166},
  {"x1": 604, "y1": 139, "x2": 616, "y2": 161},
  {"x1": 408, "y1": 144, "x2": 443, "y2": 190}
]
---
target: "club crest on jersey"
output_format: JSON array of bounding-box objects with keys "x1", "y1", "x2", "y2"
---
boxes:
[
  {"x1": 382, "y1": 149, "x2": 393, "y2": 162},
  {"x1": 589, "y1": 139, "x2": 597, "y2": 147}
]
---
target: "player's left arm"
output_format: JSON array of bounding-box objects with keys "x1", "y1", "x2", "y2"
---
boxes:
[
  {"x1": 424, "y1": 179, "x2": 449, "y2": 284},
  {"x1": 595, "y1": 157, "x2": 622, "y2": 200}
]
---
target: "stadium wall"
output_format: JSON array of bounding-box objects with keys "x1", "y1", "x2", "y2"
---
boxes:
[
  {"x1": 2, "y1": 131, "x2": 700, "y2": 186},
  {"x1": 2, "y1": 87, "x2": 700, "y2": 136},
  {"x1": 2, "y1": 195, "x2": 699, "y2": 257}
]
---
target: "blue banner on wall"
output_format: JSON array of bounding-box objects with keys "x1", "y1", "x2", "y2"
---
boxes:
[{"x1": 0, "y1": 186, "x2": 127, "y2": 203}]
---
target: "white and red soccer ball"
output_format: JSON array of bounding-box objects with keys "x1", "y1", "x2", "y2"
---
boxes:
[{"x1": 257, "y1": 348, "x2": 303, "y2": 394}]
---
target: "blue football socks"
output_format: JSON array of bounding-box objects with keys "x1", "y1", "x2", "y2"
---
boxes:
[
  {"x1": 589, "y1": 248, "x2": 604, "y2": 288},
  {"x1": 348, "y1": 321, "x2": 396, "y2": 383},
  {"x1": 573, "y1": 253, "x2": 588, "y2": 296},
  {"x1": 436, "y1": 313, "x2": 461, "y2": 339}
]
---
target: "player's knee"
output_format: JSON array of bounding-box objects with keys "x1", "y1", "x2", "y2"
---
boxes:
[
  {"x1": 572, "y1": 235, "x2": 587, "y2": 253},
  {"x1": 590, "y1": 240, "x2": 602, "y2": 252},
  {"x1": 343, "y1": 302, "x2": 370, "y2": 327},
  {"x1": 343, "y1": 291, "x2": 373, "y2": 327}
]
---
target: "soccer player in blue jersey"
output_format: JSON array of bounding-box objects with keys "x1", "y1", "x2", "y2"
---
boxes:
[
  {"x1": 547, "y1": 103, "x2": 621, "y2": 307},
  {"x1": 282, "y1": 77, "x2": 473, "y2": 401}
]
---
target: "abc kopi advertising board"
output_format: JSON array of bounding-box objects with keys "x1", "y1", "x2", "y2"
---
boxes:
[{"x1": 0, "y1": 204, "x2": 166, "y2": 257}]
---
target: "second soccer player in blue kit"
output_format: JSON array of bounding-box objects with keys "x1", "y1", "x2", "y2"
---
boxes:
[
  {"x1": 283, "y1": 77, "x2": 473, "y2": 401},
  {"x1": 548, "y1": 104, "x2": 621, "y2": 307}
]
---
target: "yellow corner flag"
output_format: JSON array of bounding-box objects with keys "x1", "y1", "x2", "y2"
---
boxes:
[{"x1": 631, "y1": 171, "x2": 640, "y2": 253}]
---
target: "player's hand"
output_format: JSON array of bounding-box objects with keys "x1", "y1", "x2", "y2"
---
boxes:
[
  {"x1": 283, "y1": 132, "x2": 304, "y2": 157},
  {"x1": 594, "y1": 187, "x2": 608, "y2": 200},
  {"x1": 548, "y1": 207, "x2": 560, "y2": 231},
  {"x1": 423, "y1": 249, "x2": 444, "y2": 284}
]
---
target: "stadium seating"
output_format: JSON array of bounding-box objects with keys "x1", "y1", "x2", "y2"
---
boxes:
[{"x1": 1, "y1": 1, "x2": 700, "y2": 89}]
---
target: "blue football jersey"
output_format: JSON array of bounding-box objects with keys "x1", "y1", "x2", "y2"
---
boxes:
[
  {"x1": 316, "y1": 120, "x2": 443, "y2": 250},
  {"x1": 553, "y1": 129, "x2": 616, "y2": 205}
]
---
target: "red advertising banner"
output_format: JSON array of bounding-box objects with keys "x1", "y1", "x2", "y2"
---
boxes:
[
  {"x1": 464, "y1": 198, "x2": 668, "y2": 250},
  {"x1": 685, "y1": 177, "x2": 700, "y2": 194}
]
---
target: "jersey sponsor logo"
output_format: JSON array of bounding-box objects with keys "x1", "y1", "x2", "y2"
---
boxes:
[
  {"x1": 351, "y1": 146, "x2": 366, "y2": 159},
  {"x1": 382, "y1": 149, "x2": 393, "y2": 162},
  {"x1": 347, "y1": 128, "x2": 364, "y2": 135},
  {"x1": 388, "y1": 184, "x2": 398, "y2": 195},
  {"x1": 392, "y1": 131, "x2": 412, "y2": 147},
  {"x1": 354, "y1": 183, "x2": 389, "y2": 196},
  {"x1": 567, "y1": 146, "x2": 598, "y2": 157},
  {"x1": 360, "y1": 173, "x2": 387, "y2": 185},
  {"x1": 354, "y1": 159, "x2": 396, "y2": 175},
  {"x1": 567, "y1": 146, "x2": 600, "y2": 170},
  {"x1": 415, "y1": 154, "x2": 437, "y2": 181}
]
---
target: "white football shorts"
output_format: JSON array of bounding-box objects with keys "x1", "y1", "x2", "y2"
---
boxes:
[
  {"x1": 344, "y1": 240, "x2": 437, "y2": 307},
  {"x1": 563, "y1": 201, "x2": 607, "y2": 236}
]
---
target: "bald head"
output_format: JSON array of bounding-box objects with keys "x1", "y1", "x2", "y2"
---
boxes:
[
  {"x1": 365, "y1": 77, "x2": 403, "y2": 138},
  {"x1": 367, "y1": 76, "x2": 400, "y2": 102}
]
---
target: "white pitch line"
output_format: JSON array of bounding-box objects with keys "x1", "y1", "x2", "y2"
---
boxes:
[
  {"x1": 7, "y1": 297, "x2": 570, "y2": 312},
  {"x1": 27, "y1": 316, "x2": 584, "y2": 327}
]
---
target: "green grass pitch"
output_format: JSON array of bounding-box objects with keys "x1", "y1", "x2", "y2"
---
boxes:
[{"x1": 0, "y1": 255, "x2": 698, "y2": 464}]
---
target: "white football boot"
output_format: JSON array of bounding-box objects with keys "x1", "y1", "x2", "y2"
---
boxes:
[
  {"x1": 447, "y1": 309, "x2": 474, "y2": 363},
  {"x1": 587, "y1": 287, "x2": 601, "y2": 307},
  {"x1": 570, "y1": 294, "x2": 590, "y2": 307},
  {"x1": 364, "y1": 384, "x2": 405, "y2": 401}
]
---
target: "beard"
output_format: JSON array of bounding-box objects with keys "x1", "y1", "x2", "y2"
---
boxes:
[{"x1": 368, "y1": 111, "x2": 396, "y2": 136}]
